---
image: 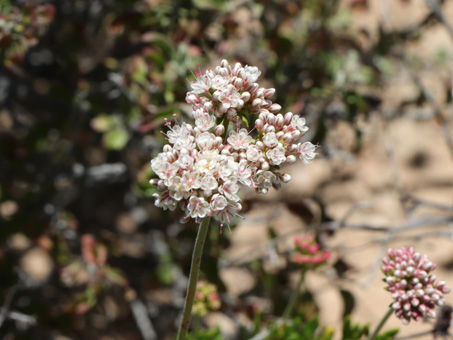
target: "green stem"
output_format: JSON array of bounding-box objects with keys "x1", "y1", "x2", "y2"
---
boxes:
[
  {"x1": 367, "y1": 307, "x2": 394, "y2": 340},
  {"x1": 283, "y1": 270, "x2": 306, "y2": 319},
  {"x1": 176, "y1": 217, "x2": 212, "y2": 340},
  {"x1": 221, "y1": 117, "x2": 230, "y2": 141}
]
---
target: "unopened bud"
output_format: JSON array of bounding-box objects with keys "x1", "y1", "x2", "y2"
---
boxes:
[
  {"x1": 276, "y1": 114, "x2": 284, "y2": 128},
  {"x1": 256, "y1": 141, "x2": 265, "y2": 150},
  {"x1": 214, "y1": 125, "x2": 225, "y2": 136},
  {"x1": 282, "y1": 173, "x2": 292, "y2": 183},
  {"x1": 256, "y1": 88, "x2": 264, "y2": 98},
  {"x1": 241, "y1": 91, "x2": 251, "y2": 102},
  {"x1": 286, "y1": 155, "x2": 296, "y2": 164},
  {"x1": 252, "y1": 98, "x2": 262, "y2": 108},
  {"x1": 149, "y1": 178, "x2": 159, "y2": 186},
  {"x1": 265, "y1": 125, "x2": 275, "y2": 133},
  {"x1": 284, "y1": 112, "x2": 293, "y2": 125},
  {"x1": 269, "y1": 103, "x2": 282, "y2": 113},
  {"x1": 204, "y1": 102, "x2": 213, "y2": 111},
  {"x1": 163, "y1": 145, "x2": 172, "y2": 152},
  {"x1": 264, "y1": 88, "x2": 276, "y2": 98},
  {"x1": 233, "y1": 62, "x2": 242, "y2": 75},
  {"x1": 220, "y1": 59, "x2": 229, "y2": 68},
  {"x1": 233, "y1": 77, "x2": 243, "y2": 88},
  {"x1": 261, "y1": 161, "x2": 270, "y2": 170},
  {"x1": 276, "y1": 131, "x2": 284, "y2": 139},
  {"x1": 255, "y1": 119, "x2": 264, "y2": 130},
  {"x1": 267, "y1": 114, "x2": 276, "y2": 126}
]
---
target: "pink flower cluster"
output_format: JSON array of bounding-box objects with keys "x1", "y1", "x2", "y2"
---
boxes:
[
  {"x1": 382, "y1": 247, "x2": 451, "y2": 325},
  {"x1": 150, "y1": 60, "x2": 317, "y2": 227},
  {"x1": 293, "y1": 235, "x2": 331, "y2": 266},
  {"x1": 193, "y1": 281, "x2": 221, "y2": 316}
]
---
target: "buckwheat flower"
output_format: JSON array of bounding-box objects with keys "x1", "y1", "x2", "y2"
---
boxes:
[
  {"x1": 190, "y1": 73, "x2": 212, "y2": 94},
  {"x1": 293, "y1": 235, "x2": 331, "y2": 268},
  {"x1": 168, "y1": 176, "x2": 190, "y2": 201},
  {"x1": 195, "y1": 112, "x2": 216, "y2": 131},
  {"x1": 200, "y1": 175, "x2": 218, "y2": 194},
  {"x1": 240, "y1": 65, "x2": 261, "y2": 83},
  {"x1": 196, "y1": 132, "x2": 217, "y2": 151},
  {"x1": 216, "y1": 84, "x2": 242, "y2": 113},
  {"x1": 262, "y1": 132, "x2": 279, "y2": 148},
  {"x1": 187, "y1": 196, "x2": 210, "y2": 219},
  {"x1": 297, "y1": 142, "x2": 317, "y2": 164},
  {"x1": 227, "y1": 128, "x2": 252, "y2": 150},
  {"x1": 290, "y1": 116, "x2": 309, "y2": 133},
  {"x1": 218, "y1": 181, "x2": 239, "y2": 202},
  {"x1": 246, "y1": 145, "x2": 262, "y2": 162},
  {"x1": 212, "y1": 201, "x2": 242, "y2": 226},
  {"x1": 211, "y1": 74, "x2": 229, "y2": 90},
  {"x1": 153, "y1": 191, "x2": 178, "y2": 211},
  {"x1": 210, "y1": 193, "x2": 228, "y2": 211},
  {"x1": 218, "y1": 157, "x2": 238, "y2": 181},
  {"x1": 177, "y1": 150, "x2": 194, "y2": 169},
  {"x1": 181, "y1": 170, "x2": 201, "y2": 190},
  {"x1": 266, "y1": 144, "x2": 287, "y2": 166},
  {"x1": 382, "y1": 247, "x2": 451, "y2": 325}
]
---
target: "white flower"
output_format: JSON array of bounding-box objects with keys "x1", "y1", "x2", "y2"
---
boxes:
[
  {"x1": 167, "y1": 122, "x2": 192, "y2": 144},
  {"x1": 190, "y1": 74, "x2": 211, "y2": 94},
  {"x1": 181, "y1": 170, "x2": 201, "y2": 190},
  {"x1": 291, "y1": 115, "x2": 309, "y2": 133},
  {"x1": 227, "y1": 128, "x2": 252, "y2": 150},
  {"x1": 153, "y1": 191, "x2": 177, "y2": 211},
  {"x1": 168, "y1": 176, "x2": 190, "y2": 201},
  {"x1": 201, "y1": 175, "x2": 219, "y2": 194},
  {"x1": 151, "y1": 153, "x2": 169, "y2": 176},
  {"x1": 195, "y1": 151, "x2": 220, "y2": 175},
  {"x1": 219, "y1": 180, "x2": 240, "y2": 202},
  {"x1": 173, "y1": 132, "x2": 196, "y2": 151},
  {"x1": 212, "y1": 202, "x2": 242, "y2": 225},
  {"x1": 297, "y1": 142, "x2": 317, "y2": 164},
  {"x1": 158, "y1": 162, "x2": 179, "y2": 181},
  {"x1": 216, "y1": 84, "x2": 241, "y2": 113},
  {"x1": 253, "y1": 171, "x2": 276, "y2": 190},
  {"x1": 210, "y1": 194, "x2": 228, "y2": 211},
  {"x1": 246, "y1": 145, "x2": 262, "y2": 162},
  {"x1": 177, "y1": 150, "x2": 194, "y2": 170},
  {"x1": 266, "y1": 144, "x2": 286, "y2": 165},
  {"x1": 240, "y1": 65, "x2": 261, "y2": 83},
  {"x1": 262, "y1": 132, "x2": 279, "y2": 148},
  {"x1": 236, "y1": 160, "x2": 252, "y2": 186},
  {"x1": 211, "y1": 74, "x2": 229, "y2": 90},
  {"x1": 196, "y1": 132, "x2": 217, "y2": 151},
  {"x1": 187, "y1": 196, "x2": 210, "y2": 218},
  {"x1": 218, "y1": 157, "x2": 238, "y2": 181},
  {"x1": 195, "y1": 112, "x2": 216, "y2": 131}
]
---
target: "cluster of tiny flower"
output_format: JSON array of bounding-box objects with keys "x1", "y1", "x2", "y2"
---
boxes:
[
  {"x1": 150, "y1": 60, "x2": 317, "y2": 228},
  {"x1": 293, "y1": 235, "x2": 331, "y2": 267},
  {"x1": 193, "y1": 281, "x2": 221, "y2": 317},
  {"x1": 382, "y1": 247, "x2": 451, "y2": 325}
]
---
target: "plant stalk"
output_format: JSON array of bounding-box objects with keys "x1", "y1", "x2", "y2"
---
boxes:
[
  {"x1": 176, "y1": 216, "x2": 212, "y2": 340},
  {"x1": 367, "y1": 307, "x2": 393, "y2": 340},
  {"x1": 283, "y1": 269, "x2": 306, "y2": 319}
]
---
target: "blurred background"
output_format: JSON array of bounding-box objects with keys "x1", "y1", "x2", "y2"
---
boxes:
[{"x1": 2, "y1": 0, "x2": 453, "y2": 339}]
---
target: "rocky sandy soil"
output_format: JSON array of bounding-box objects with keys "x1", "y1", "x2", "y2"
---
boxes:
[{"x1": 221, "y1": 0, "x2": 453, "y2": 338}]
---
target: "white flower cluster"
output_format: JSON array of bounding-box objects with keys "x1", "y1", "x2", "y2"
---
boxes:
[{"x1": 150, "y1": 60, "x2": 317, "y2": 228}]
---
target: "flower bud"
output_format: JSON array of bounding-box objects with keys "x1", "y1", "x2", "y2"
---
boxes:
[
  {"x1": 241, "y1": 91, "x2": 251, "y2": 102},
  {"x1": 214, "y1": 125, "x2": 225, "y2": 136},
  {"x1": 261, "y1": 161, "x2": 269, "y2": 170},
  {"x1": 252, "y1": 98, "x2": 262, "y2": 108},
  {"x1": 255, "y1": 119, "x2": 264, "y2": 130},
  {"x1": 264, "y1": 88, "x2": 275, "y2": 98},
  {"x1": 149, "y1": 178, "x2": 159, "y2": 186},
  {"x1": 220, "y1": 59, "x2": 229, "y2": 68},
  {"x1": 283, "y1": 133, "x2": 293, "y2": 143},
  {"x1": 256, "y1": 88, "x2": 264, "y2": 98},
  {"x1": 233, "y1": 77, "x2": 243, "y2": 88},
  {"x1": 276, "y1": 131, "x2": 284, "y2": 139},
  {"x1": 163, "y1": 145, "x2": 172, "y2": 152},
  {"x1": 233, "y1": 62, "x2": 242, "y2": 75},
  {"x1": 286, "y1": 155, "x2": 296, "y2": 163},
  {"x1": 282, "y1": 173, "x2": 292, "y2": 183},
  {"x1": 267, "y1": 114, "x2": 276, "y2": 126},
  {"x1": 256, "y1": 141, "x2": 264, "y2": 150},
  {"x1": 276, "y1": 114, "x2": 284, "y2": 128},
  {"x1": 269, "y1": 103, "x2": 281, "y2": 113},
  {"x1": 265, "y1": 125, "x2": 275, "y2": 133},
  {"x1": 284, "y1": 112, "x2": 293, "y2": 125},
  {"x1": 203, "y1": 102, "x2": 213, "y2": 112}
]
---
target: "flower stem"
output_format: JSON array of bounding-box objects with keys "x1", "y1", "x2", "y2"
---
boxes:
[
  {"x1": 221, "y1": 117, "x2": 230, "y2": 141},
  {"x1": 367, "y1": 307, "x2": 393, "y2": 340},
  {"x1": 283, "y1": 269, "x2": 306, "y2": 319},
  {"x1": 176, "y1": 217, "x2": 212, "y2": 340}
]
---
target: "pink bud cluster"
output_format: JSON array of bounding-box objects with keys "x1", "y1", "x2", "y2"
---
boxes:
[
  {"x1": 382, "y1": 247, "x2": 451, "y2": 325},
  {"x1": 293, "y1": 235, "x2": 331, "y2": 266},
  {"x1": 193, "y1": 281, "x2": 221, "y2": 317},
  {"x1": 150, "y1": 60, "x2": 317, "y2": 227}
]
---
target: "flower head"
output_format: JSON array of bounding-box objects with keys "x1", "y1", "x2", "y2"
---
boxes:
[
  {"x1": 382, "y1": 247, "x2": 451, "y2": 325},
  {"x1": 293, "y1": 235, "x2": 330, "y2": 268}
]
